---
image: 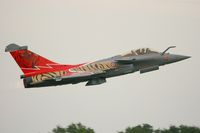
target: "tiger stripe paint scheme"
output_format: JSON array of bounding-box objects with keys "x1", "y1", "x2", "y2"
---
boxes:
[
  {"x1": 31, "y1": 70, "x2": 66, "y2": 84},
  {"x1": 69, "y1": 61, "x2": 118, "y2": 73},
  {"x1": 5, "y1": 44, "x2": 190, "y2": 88},
  {"x1": 31, "y1": 60, "x2": 118, "y2": 85}
]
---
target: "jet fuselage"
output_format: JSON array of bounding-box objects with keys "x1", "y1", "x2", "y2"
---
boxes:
[{"x1": 5, "y1": 44, "x2": 190, "y2": 88}]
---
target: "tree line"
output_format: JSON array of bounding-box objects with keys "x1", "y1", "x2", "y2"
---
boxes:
[{"x1": 50, "y1": 123, "x2": 200, "y2": 133}]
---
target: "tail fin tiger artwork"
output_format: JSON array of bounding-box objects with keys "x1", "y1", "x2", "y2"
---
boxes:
[
  {"x1": 5, "y1": 44, "x2": 57, "y2": 73},
  {"x1": 5, "y1": 44, "x2": 79, "y2": 78},
  {"x1": 5, "y1": 44, "x2": 190, "y2": 88}
]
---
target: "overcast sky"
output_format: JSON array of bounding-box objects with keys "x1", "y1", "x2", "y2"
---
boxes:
[{"x1": 0, "y1": 0, "x2": 200, "y2": 133}]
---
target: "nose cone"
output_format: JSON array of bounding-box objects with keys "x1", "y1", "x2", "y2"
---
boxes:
[
  {"x1": 172, "y1": 54, "x2": 191, "y2": 62},
  {"x1": 164, "y1": 54, "x2": 191, "y2": 64}
]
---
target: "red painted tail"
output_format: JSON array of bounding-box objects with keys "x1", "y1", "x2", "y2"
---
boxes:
[{"x1": 5, "y1": 44, "x2": 73, "y2": 77}]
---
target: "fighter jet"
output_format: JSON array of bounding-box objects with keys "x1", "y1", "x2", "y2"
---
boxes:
[{"x1": 5, "y1": 44, "x2": 190, "y2": 88}]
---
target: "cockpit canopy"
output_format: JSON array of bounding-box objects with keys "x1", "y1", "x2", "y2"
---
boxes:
[{"x1": 122, "y1": 48, "x2": 159, "y2": 57}]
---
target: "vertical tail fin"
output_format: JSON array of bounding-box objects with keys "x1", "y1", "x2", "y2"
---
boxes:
[{"x1": 5, "y1": 44, "x2": 61, "y2": 76}]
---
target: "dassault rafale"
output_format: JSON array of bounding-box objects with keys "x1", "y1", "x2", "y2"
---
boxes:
[{"x1": 5, "y1": 44, "x2": 190, "y2": 88}]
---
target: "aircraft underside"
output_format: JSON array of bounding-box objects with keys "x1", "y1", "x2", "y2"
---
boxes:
[{"x1": 24, "y1": 65, "x2": 136, "y2": 88}]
